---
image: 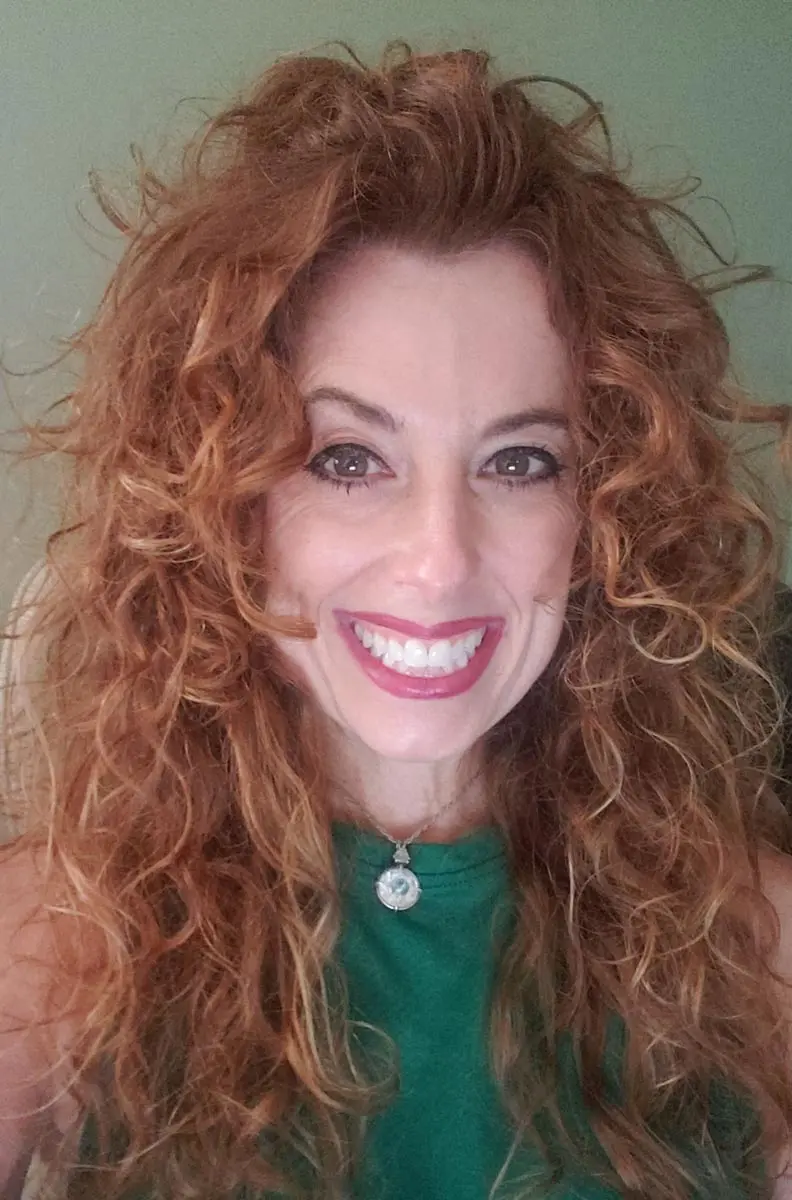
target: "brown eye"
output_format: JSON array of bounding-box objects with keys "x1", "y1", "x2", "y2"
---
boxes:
[
  {"x1": 305, "y1": 443, "x2": 388, "y2": 489},
  {"x1": 322, "y1": 447, "x2": 371, "y2": 477},
  {"x1": 483, "y1": 445, "x2": 563, "y2": 486}
]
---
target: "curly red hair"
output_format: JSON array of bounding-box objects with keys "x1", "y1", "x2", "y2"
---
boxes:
[{"x1": 4, "y1": 40, "x2": 792, "y2": 1200}]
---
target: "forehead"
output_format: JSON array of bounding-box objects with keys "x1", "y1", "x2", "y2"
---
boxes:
[{"x1": 293, "y1": 242, "x2": 571, "y2": 425}]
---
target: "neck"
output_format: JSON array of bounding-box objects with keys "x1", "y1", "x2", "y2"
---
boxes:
[{"x1": 327, "y1": 733, "x2": 490, "y2": 843}]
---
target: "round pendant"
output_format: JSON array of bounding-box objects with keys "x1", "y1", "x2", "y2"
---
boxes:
[{"x1": 375, "y1": 865, "x2": 421, "y2": 911}]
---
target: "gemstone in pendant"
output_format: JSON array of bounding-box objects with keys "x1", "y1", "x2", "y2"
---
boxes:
[{"x1": 375, "y1": 865, "x2": 421, "y2": 911}]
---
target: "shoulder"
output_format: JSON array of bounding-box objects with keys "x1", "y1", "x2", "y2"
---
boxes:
[
  {"x1": 0, "y1": 840, "x2": 71, "y2": 1044},
  {"x1": 0, "y1": 839, "x2": 62, "y2": 970},
  {"x1": 758, "y1": 849, "x2": 792, "y2": 983},
  {"x1": 0, "y1": 842, "x2": 86, "y2": 1133},
  {"x1": 0, "y1": 844, "x2": 70, "y2": 1192},
  {"x1": 0, "y1": 838, "x2": 95, "y2": 1033},
  {"x1": 756, "y1": 850, "x2": 792, "y2": 1198}
]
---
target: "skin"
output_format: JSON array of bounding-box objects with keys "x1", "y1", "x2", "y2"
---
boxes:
[{"x1": 265, "y1": 241, "x2": 580, "y2": 841}]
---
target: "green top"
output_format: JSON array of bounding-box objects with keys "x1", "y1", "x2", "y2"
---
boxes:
[
  {"x1": 332, "y1": 822, "x2": 763, "y2": 1199},
  {"x1": 76, "y1": 821, "x2": 766, "y2": 1198}
]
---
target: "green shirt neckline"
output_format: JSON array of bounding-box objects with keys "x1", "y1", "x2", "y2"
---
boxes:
[{"x1": 331, "y1": 817, "x2": 508, "y2": 901}]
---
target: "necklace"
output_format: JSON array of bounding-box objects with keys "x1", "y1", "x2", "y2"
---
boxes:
[{"x1": 337, "y1": 783, "x2": 483, "y2": 912}]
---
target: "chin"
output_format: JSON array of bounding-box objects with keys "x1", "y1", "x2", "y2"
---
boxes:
[{"x1": 343, "y1": 716, "x2": 487, "y2": 764}]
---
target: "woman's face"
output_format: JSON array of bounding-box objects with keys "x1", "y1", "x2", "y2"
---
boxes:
[{"x1": 265, "y1": 242, "x2": 579, "y2": 764}]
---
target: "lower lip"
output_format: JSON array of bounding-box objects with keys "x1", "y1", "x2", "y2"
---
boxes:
[{"x1": 336, "y1": 618, "x2": 505, "y2": 700}]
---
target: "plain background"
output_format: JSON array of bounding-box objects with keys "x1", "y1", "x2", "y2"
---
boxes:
[{"x1": 2, "y1": 0, "x2": 791, "y2": 616}]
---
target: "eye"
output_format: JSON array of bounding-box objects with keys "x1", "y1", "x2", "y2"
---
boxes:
[
  {"x1": 481, "y1": 445, "x2": 564, "y2": 488},
  {"x1": 305, "y1": 443, "x2": 389, "y2": 490}
]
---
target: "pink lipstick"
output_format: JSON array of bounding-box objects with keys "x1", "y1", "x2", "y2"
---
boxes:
[{"x1": 334, "y1": 609, "x2": 505, "y2": 700}]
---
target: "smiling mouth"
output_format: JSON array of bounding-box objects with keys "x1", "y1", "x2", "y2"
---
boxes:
[
  {"x1": 351, "y1": 619, "x2": 486, "y2": 676},
  {"x1": 335, "y1": 610, "x2": 505, "y2": 700}
]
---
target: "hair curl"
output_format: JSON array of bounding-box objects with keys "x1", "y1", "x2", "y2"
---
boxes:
[{"x1": 4, "y1": 39, "x2": 792, "y2": 1200}]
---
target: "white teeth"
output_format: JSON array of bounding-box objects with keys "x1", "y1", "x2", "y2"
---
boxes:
[
  {"x1": 351, "y1": 622, "x2": 488, "y2": 676},
  {"x1": 451, "y1": 638, "x2": 471, "y2": 667},
  {"x1": 382, "y1": 639, "x2": 404, "y2": 669},
  {"x1": 427, "y1": 639, "x2": 453, "y2": 670},
  {"x1": 354, "y1": 621, "x2": 375, "y2": 649},
  {"x1": 403, "y1": 638, "x2": 428, "y2": 669},
  {"x1": 386, "y1": 639, "x2": 403, "y2": 662},
  {"x1": 463, "y1": 629, "x2": 484, "y2": 656}
]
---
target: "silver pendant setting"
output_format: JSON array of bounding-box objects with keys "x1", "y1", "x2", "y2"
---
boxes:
[{"x1": 375, "y1": 842, "x2": 421, "y2": 911}]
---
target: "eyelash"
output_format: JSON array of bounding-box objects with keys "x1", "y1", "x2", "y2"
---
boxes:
[{"x1": 304, "y1": 442, "x2": 566, "y2": 493}]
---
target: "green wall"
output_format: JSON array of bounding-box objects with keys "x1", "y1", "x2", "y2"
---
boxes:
[{"x1": 2, "y1": 0, "x2": 790, "y2": 608}]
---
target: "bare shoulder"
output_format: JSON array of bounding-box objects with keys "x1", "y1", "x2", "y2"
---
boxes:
[
  {"x1": 0, "y1": 842, "x2": 86, "y2": 1153},
  {"x1": 0, "y1": 838, "x2": 76, "y2": 1050},
  {"x1": 737, "y1": 850, "x2": 792, "y2": 1198},
  {"x1": 757, "y1": 847, "x2": 792, "y2": 904},
  {"x1": 0, "y1": 840, "x2": 55, "y2": 986},
  {"x1": 757, "y1": 848, "x2": 792, "y2": 983},
  {"x1": 0, "y1": 838, "x2": 94, "y2": 1040},
  {"x1": 757, "y1": 854, "x2": 792, "y2": 1200},
  {"x1": 0, "y1": 840, "x2": 65, "y2": 980}
]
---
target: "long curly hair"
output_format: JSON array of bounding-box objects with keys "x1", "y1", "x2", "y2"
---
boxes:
[{"x1": 5, "y1": 40, "x2": 792, "y2": 1200}]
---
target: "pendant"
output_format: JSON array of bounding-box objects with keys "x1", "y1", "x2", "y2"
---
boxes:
[{"x1": 375, "y1": 842, "x2": 421, "y2": 911}]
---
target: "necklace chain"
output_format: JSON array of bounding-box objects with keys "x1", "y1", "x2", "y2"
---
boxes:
[
  {"x1": 339, "y1": 785, "x2": 471, "y2": 849},
  {"x1": 333, "y1": 773, "x2": 486, "y2": 911},
  {"x1": 335, "y1": 769, "x2": 484, "y2": 850}
]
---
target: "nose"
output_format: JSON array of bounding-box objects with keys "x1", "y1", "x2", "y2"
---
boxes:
[{"x1": 390, "y1": 476, "x2": 480, "y2": 600}]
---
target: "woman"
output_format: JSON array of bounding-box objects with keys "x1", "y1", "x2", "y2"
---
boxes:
[{"x1": 2, "y1": 41, "x2": 792, "y2": 1200}]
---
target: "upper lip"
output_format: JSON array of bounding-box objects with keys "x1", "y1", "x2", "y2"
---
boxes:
[{"x1": 335, "y1": 609, "x2": 504, "y2": 639}]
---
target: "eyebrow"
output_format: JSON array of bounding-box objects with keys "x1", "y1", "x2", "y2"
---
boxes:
[{"x1": 303, "y1": 385, "x2": 570, "y2": 438}]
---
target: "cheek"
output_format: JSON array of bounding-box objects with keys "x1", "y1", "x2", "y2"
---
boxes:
[
  {"x1": 539, "y1": 522, "x2": 578, "y2": 598},
  {"x1": 495, "y1": 492, "x2": 579, "y2": 600},
  {"x1": 264, "y1": 487, "x2": 318, "y2": 610},
  {"x1": 264, "y1": 485, "x2": 379, "y2": 615}
]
